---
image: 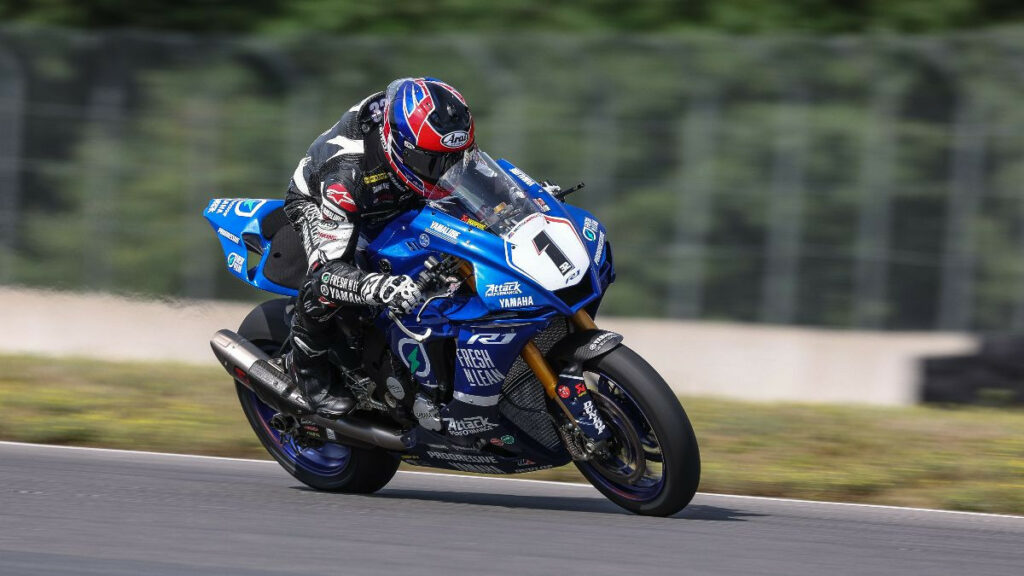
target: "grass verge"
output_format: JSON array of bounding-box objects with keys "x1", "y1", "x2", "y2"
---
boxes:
[{"x1": 1, "y1": 353, "x2": 1022, "y2": 514}]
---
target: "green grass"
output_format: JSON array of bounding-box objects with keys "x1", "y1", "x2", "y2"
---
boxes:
[{"x1": 2, "y1": 353, "x2": 1023, "y2": 514}]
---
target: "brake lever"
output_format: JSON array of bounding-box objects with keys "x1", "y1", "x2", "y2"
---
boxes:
[
  {"x1": 416, "y1": 294, "x2": 448, "y2": 323},
  {"x1": 387, "y1": 309, "x2": 432, "y2": 342}
]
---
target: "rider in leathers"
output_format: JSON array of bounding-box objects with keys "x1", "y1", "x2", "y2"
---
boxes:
[{"x1": 284, "y1": 77, "x2": 475, "y2": 417}]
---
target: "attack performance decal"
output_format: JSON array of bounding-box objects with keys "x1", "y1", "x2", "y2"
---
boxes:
[
  {"x1": 443, "y1": 416, "x2": 499, "y2": 436},
  {"x1": 484, "y1": 281, "x2": 522, "y2": 297},
  {"x1": 456, "y1": 349, "x2": 504, "y2": 387}
]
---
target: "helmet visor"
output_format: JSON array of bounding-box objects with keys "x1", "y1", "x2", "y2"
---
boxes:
[{"x1": 403, "y1": 145, "x2": 472, "y2": 184}]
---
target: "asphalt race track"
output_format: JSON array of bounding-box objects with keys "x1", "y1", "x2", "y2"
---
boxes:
[{"x1": 1, "y1": 442, "x2": 1021, "y2": 576}]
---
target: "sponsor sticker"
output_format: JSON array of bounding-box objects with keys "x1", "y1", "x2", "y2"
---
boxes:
[
  {"x1": 466, "y1": 332, "x2": 516, "y2": 345},
  {"x1": 583, "y1": 217, "x2": 599, "y2": 242},
  {"x1": 426, "y1": 451, "x2": 498, "y2": 464},
  {"x1": 499, "y1": 296, "x2": 534, "y2": 308},
  {"x1": 427, "y1": 221, "x2": 460, "y2": 243},
  {"x1": 227, "y1": 253, "x2": 245, "y2": 273},
  {"x1": 456, "y1": 349, "x2": 504, "y2": 387},
  {"x1": 588, "y1": 332, "x2": 617, "y2": 352},
  {"x1": 533, "y1": 197, "x2": 550, "y2": 212},
  {"x1": 399, "y1": 338, "x2": 431, "y2": 378},
  {"x1": 594, "y1": 231, "x2": 606, "y2": 263},
  {"x1": 440, "y1": 130, "x2": 470, "y2": 149},
  {"x1": 484, "y1": 281, "x2": 522, "y2": 297},
  {"x1": 450, "y1": 463, "x2": 504, "y2": 474},
  {"x1": 326, "y1": 183, "x2": 357, "y2": 213},
  {"x1": 557, "y1": 385, "x2": 571, "y2": 399},
  {"x1": 509, "y1": 166, "x2": 537, "y2": 187},
  {"x1": 217, "y1": 227, "x2": 240, "y2": 244},
  {"x1": 460, "y1": 214, "x2": 487, "y2": 230},
  {"x1": 363, "y1": 172, "x2": 388, "y2": 184},
  {"x1": 234, "y1": 199, "x2": 267, "y2": 218},
  {"x1": 210, "y1": 199, "x2": 239, "y2": 216},
  {"x1": 583, "y1": 400, "x2": 607, "y2": 435},
  {"x1": 443, "y1": 416, "x2": 498, "y2": 436},
  {"x1": 419, "y1": 233, "x2": 430, "y2": 247}
]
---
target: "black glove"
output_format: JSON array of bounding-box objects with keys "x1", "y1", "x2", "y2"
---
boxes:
[
  {"x1": 299, "y1": 260, "x2": 366, "y2": 320},
  {"x1": 358, "y1": 273, "x2": 422, "y2": 315}
]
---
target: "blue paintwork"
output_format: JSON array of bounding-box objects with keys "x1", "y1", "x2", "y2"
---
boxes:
[
  {"x1": 204, "y1": 160, "x2": 619, "y2": 476},
  {"x1": 202, "y1": 198, "x2": 299, "y2": 297}
]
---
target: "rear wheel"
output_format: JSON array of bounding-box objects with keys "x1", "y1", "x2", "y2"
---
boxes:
[
  {"x1": 574, "y1": 345, "x2": 700, "y2": 516},
  {"x1": 235, "y1": 300, "x2": 400, "y2": 493}
]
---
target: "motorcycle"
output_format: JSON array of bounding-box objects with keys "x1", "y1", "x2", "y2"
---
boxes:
[{"x1": 204, "y1": 148, "x2": 700, "y2": 516}]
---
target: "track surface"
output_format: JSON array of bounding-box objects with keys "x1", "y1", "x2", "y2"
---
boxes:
[{"x1": 1, "y1": 442, "x2": 1021, "y2": 576}]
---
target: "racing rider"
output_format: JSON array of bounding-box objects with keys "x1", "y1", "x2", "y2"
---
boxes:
[{"x1": 283, "y1": 77, "x2": 475, "y2": 417}]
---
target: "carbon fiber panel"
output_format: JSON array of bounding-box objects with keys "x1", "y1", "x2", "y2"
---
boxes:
[{"x1": 498, "y1": 317, "x2": 568, "y2": 450}]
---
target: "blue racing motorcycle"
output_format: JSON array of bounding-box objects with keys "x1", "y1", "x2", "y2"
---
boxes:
[{"x1": 205, "y1": 149, "x2": 700, "y2": 516}]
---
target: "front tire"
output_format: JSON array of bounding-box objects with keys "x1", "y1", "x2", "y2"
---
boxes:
[
  {"x1": 235, "y1": 299, "x2": 400, "y2": 493},
  {"x1": 574, "y1": 345, "x2": 700, "y2": 516}
]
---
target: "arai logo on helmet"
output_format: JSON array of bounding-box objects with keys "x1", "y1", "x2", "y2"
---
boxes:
[{"x1": 441, "y1": 131, "x2": 469, "y2": 149}]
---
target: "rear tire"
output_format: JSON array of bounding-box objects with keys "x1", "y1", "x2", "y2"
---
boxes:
[
  {"x1": 235, "y1": 299, "x2": 400, "y2": 493},
  {"x1": 574, "y1": 345, "x2": 700, "y2": 516}
]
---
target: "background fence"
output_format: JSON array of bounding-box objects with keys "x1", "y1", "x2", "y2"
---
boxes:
[{"x1": 3, "y1": 27, "x2": 1024, "y2": 331}]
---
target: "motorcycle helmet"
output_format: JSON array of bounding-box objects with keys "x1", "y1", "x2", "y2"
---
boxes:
[{"x1": 381, "y1": 77, "x2": 475, "y2": 200}]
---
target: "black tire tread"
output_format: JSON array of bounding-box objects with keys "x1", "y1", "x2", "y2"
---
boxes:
[{"x1": 574, "y1": 344, "x2": 701, "y2": 516}]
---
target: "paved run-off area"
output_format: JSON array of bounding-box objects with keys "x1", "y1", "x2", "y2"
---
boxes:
[{"x1": 0, "y1": 442, "x2": 1021, "y2": 576}]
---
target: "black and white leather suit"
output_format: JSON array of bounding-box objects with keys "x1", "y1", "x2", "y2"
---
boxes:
[{"x1": 283, "y1": 92, "x2": 423, "y2": 415}]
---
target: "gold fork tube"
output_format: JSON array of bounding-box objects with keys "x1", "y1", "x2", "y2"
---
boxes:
[{"x1": 570, "y1": 309, "x2": 597, "y2": 330}]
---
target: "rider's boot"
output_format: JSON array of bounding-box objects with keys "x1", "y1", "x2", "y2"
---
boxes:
[{"x1": 288, "y1": 314, "x2": 354, "y2": 418}]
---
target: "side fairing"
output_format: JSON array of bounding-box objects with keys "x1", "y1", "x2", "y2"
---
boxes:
[{"x1": 202, "y1": 198, "x2": 298, "y2": 297}]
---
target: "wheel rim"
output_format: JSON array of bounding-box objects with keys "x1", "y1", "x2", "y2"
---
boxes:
[
  {"x1": 577, "y1": 371, "x2": 666, "y2": 502},
  {"x1": 245, "y1": 389, "x2": 353, "y2": 476},
  {"x1": 239, "y1": 340, "x2": 353, "y2": 478}
]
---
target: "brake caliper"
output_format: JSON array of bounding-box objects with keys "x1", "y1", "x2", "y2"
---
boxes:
[{"x1": 554, "y1": 363, "x2": 612, "y2": 453}]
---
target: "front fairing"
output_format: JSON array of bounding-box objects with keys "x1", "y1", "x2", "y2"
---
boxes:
[{"x1": 366, "y1": 150, "x2": 611, "y2": 318}]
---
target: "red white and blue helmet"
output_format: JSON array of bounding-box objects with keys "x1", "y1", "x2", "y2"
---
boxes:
[{"x1": 382, "y1": 77, "x2": 475, "y2": 200}]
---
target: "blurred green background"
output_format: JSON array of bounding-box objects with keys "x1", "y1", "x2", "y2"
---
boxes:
[{"x1": 7, "y1": 1, "x2": 1024, "y2": 329}]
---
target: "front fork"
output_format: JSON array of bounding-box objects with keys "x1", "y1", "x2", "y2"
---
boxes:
[
  {"x1": 521, "y1": 310, "x2": 612, "y2": 456},
  {"x1": 456, "y1": 260, "x2": 610, "y2": 456}
]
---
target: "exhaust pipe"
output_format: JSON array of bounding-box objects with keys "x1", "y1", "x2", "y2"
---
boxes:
[{"x1": 210, "y1": 329, "x2": 408, "y2": 452}]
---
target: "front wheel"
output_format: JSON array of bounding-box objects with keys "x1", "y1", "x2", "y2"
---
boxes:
[{"x1": 574, "y1": 345, "x2": 700, "y2": 516}]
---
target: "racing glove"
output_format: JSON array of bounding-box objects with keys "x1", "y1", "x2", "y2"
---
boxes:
[{"x1": 358, "y1": 273, "x2": 422, "y2": 315}]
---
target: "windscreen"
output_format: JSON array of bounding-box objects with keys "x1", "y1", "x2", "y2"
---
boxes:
[{"x1": 433, "y1": 148, "x2": 541, "y2": 236}]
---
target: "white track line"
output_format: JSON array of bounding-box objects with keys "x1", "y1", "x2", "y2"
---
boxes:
[{"x1": 2, "y1": 441, "x2": 1021, "y2": 520}]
